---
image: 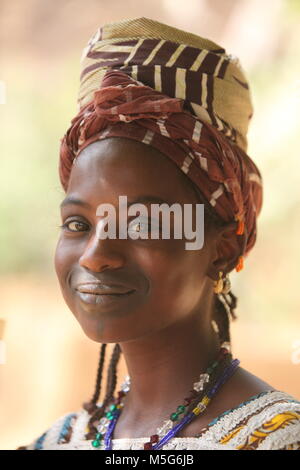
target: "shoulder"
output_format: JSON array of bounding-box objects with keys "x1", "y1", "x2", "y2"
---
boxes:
[
  {"x1": 15, "y1": 406, "x2": 91, "y2": 450},
  {"x1": 201, "y1": 389, "x2": 300, "y2": 450}
]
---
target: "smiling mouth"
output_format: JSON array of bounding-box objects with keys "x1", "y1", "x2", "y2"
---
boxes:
[
  {"x1": 75, "y1": 288, "x2": 135, "y2": 295},
  {"x1": 74, "y1": 289, "x2": 136, "y2": 306},
  {"x1": 75, "y1": 282, "x2": 136, "y2": 295}
]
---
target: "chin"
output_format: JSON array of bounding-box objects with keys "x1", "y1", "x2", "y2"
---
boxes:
[{"x1": 75, "y1": 312, "x2": 158, "y2": 345}]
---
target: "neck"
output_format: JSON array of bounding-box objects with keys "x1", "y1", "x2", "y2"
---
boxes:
[{"x1": 118, "y1": 312, "x2": 221, "y2": 419}]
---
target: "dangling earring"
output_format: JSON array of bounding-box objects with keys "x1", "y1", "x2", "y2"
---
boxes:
[
  {"x1": 213, "y1": 271, "x2": 224, "y2": 294},
  {"x1": 213, "y1": 271, "x2": 231, "y2": 295}
]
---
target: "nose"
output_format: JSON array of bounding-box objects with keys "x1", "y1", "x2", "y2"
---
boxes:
[{"x1": 79, "y1": 231, "x2": 126, "y2": 272}]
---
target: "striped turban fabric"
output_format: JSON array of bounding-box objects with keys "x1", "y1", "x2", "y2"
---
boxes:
[{"x1": 59, "y1": 17, "x2": 263, "y2": 270}]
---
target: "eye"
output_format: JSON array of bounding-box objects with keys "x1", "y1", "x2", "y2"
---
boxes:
[
  {"x1": 60, "y1": 219, "x2": 89, "y2": 233},
  {"x1": 128, "y1": 220, "x2": 147, "y2": 233},
  {"x1": 128, "y1": 217, "x2": 160, "y2": 236}
]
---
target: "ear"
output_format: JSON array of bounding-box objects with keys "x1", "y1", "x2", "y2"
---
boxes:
[{"x1": 206, "y1": 220, "x2": 242, "y2": 281}]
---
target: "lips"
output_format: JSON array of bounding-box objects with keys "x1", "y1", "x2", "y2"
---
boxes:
[
  {"x1": 74, "y1": 283, "x2": 137, "y2": 309},
  {"x1": 75, "y1": 283, "x2": 135, "y2": 295}
]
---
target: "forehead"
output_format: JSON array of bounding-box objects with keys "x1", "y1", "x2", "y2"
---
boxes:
[{"x1": 66, "y1": 137, "x2": 198, "y2": 204}]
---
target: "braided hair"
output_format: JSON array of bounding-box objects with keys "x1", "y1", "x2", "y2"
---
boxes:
[{"x1": 82, "y1": 188, "x2": 240, "y2": 439}]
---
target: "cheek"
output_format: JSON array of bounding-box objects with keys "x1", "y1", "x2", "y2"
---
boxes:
[
  {"x1": 54, "y1": 237, "x2": 73, "y2": 287},
  {"x1": 139, "y1": 245, "x2": 207, "y2": 317},
  {"x1": 54, "y1": 238, "x2": 79, "y2": 315}
]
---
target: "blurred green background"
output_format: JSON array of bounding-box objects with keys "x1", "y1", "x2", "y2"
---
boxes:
[{"x1": 0, "y1": 0, "x2": 299, "y2": 450}]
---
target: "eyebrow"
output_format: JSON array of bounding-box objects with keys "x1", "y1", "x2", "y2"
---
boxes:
[
  {"x1": 60, "y1": 196, "x2": 91, "y2": 210},
  {"x1": 60, "y1": 195, "x2": 173, "y2": 210}
]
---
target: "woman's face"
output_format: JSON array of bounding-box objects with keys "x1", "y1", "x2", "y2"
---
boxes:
[{"x1": 55, "y1": 137, "x2": 217, "y2": 343}]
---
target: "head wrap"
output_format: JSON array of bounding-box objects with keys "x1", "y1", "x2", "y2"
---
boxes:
[{"x1": 59, "y1": 17, "x2": 263, "y2": 271}]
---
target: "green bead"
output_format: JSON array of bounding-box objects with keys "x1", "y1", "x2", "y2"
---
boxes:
[
  {"x1": 106, "y1": 411, "x2": 113, "y2": 418},
  {"x1": 207, "y1": 367, "x2": 213, "y2": 374},
  {"x1": 92, "y1": 439, "x2": 101, "y2": 448},
  {"x1": 177, "y1": 405, "x2": 186, "y2": 413},
  {"x1": 170, "y1": 412, "x2": 179, "y2": 421},
  {"x1": 109, "y1": 404, "x2": 117, "y2": 411},
  {"x1": 212, "y1": 361, "x2": 219, "y2": 368},
  {"x1": 95, "y1": 433, "x2": 103, "y2": 440}
]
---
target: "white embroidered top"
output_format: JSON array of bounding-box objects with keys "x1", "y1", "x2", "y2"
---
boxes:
[{"x1": 17, "y1": 390, "x2": 300, "y2": 450}]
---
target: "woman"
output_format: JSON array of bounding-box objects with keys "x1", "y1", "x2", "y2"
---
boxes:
[{"x1": 16, "y1": 17, "x2": 300, "y2": 450}]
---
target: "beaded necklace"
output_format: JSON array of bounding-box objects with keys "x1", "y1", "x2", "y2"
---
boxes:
[{"x1": 91, "y1": 341, "x2": 240, "y2": 450}]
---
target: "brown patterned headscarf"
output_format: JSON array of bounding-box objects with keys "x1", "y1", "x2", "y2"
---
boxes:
[{"x1": 59, "y1": 17, "x2": 263, "y2": 272}]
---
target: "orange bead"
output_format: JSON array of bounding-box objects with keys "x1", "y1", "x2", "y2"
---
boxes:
[
  {"x1": 235, "y1": 256, "x2": 244, "y2": 272},
  {"x1": 236, "y1": 219, "x2": 244, "y2": 235}
]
